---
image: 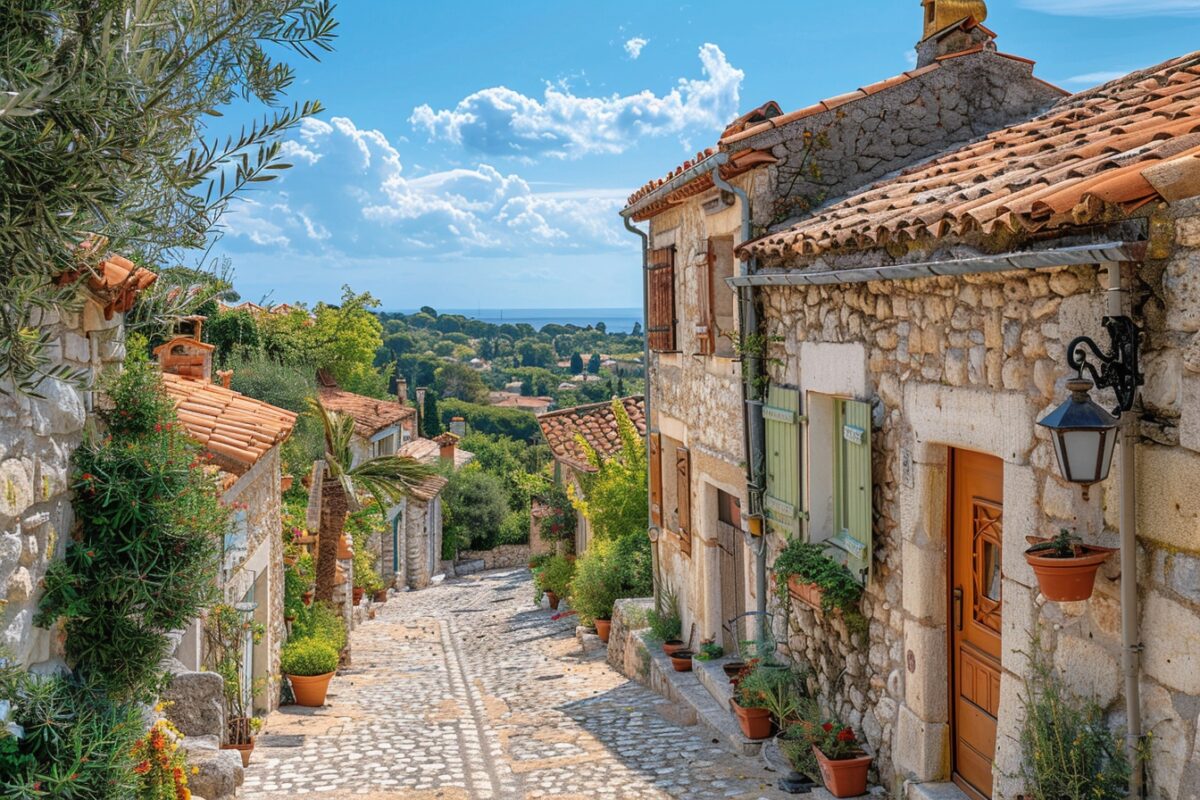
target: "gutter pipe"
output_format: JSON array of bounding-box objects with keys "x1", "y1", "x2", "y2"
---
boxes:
[
  {"x1": 622, "y1": 214, "x2": 658, "y2": 598},
  {"x1": 711, "y1": 168, "x2": 769, "y2": 650}
]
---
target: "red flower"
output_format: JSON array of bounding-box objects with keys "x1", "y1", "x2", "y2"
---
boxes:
[
  {"x1": 837, "y1": 727, "x2": 856, "y2": 743},
  {"x1": 821, "y1": 722, "x2": 834, "y2": 733}
]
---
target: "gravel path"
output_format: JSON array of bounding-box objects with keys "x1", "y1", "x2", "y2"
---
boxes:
[{"x1": 241, "y1": 567, "x2": 789, "y2": 800}]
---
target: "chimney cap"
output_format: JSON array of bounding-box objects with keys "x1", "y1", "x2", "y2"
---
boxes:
[{"x1": 922, "y1": 0, "x2": 988, "y2": 41}]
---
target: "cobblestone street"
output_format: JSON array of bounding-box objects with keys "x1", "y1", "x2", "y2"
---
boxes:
[{"x1": 243, "y1": 568, "x2": 791, "y2": 800}]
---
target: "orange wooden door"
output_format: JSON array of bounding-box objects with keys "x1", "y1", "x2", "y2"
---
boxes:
[{"x1": 950, "y1": 450, "x2": 1004, "y2": 799}]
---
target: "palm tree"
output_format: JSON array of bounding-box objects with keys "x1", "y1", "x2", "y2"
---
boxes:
[{"x1": 309, "y1": 399, "x2": 433, "y2": 603}]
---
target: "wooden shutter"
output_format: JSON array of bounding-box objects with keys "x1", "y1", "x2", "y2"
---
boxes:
[
  {"x1": 764, "y1": 386, "x2": 802, "y2": 537},
  {"x1": 834, "y1": 399, "x2": 873, "y2": 585},
  {"x1": 676, "y1": 446, "x2": 692, "y2": 557},
  {"x1": 649, "y1": 432, "x2": 663, "y2": 527},
  {"x1": 647, "y1": 246, "x2": 676, "y2": 352},
  {"x1": 694, "y1": 240, "x2": 715, "y2": 356}
]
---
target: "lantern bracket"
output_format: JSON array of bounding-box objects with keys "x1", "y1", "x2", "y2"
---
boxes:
[{"x1": 1066, "y1": 315, "x2": 1143, "y2": 416}]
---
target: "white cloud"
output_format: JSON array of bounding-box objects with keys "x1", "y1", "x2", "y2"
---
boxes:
[
  {"x1": 279, "y1": 139, "x2": 322, "y2": 165},
  {"x1": 219, "y1": 116, "x2": 632, "y2": 259},
  {"x1": 1020, "y1": 0, "x2": 1200, "y2": 15},
  {"x1": 409, "y1": 43, "x2": 743, "y2": 159},
  {"x1": 1063, "y1": 70, "x2": 1129, "y2": 85},
  {"x1": 624, "y1": 37, "x2": 649, "y2": 59}
]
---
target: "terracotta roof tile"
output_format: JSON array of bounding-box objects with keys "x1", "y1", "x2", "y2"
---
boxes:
[
  {"x1": 536, "y1": 397, "x2": 645, "y2": 473},
  {"x1": 161, "y1": 372, "x2": 296, "y2": 472},
  {"x1": 397, "y1": 437, "x2": 475, "y2": 469},
  {"x1": 410, "y1": 473, "x2": 449, "y2": 501},
  {"x1": 745, "y1": 51, "x2": 1200, "y2": 261},
  {"x1": 317, "y1": 386, "x2": 416, "y2": 439},
  {"x1": 58, "y1": 255, "x2": 158, "y2": 319}
]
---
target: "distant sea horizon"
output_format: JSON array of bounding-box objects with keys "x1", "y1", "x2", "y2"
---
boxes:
[{"x1": 390, "y1": 307, "x2": 644, "y2": 334}]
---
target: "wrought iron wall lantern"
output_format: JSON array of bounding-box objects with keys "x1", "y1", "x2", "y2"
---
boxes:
[{"x1": 1037, "y1": 316, "x2": 1144, "y2": 498}]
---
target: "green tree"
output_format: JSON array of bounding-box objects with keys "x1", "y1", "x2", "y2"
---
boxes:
[
  {"x1": 422, "y1": 390, "x2": 443, "y2": 437},
  {"x1": 570, "y1": 352, "x2": 584, "y2": 375},
  {"x1": 0, "y1": 0, "x2": 336, "y2": 393},
  {"x1": 569, "y1": 399, "x2": 648, "y2": 541},
  {"x1": 207, "y1": 310, "x2": 261, "y2": 365},
  {"x1": 443, "y1": 468, "x2": 509, "y2": 550},
  {"x1": 436, "y1": 362, "x2": 489, "y2": 403},
  {"x1": 309, "y1": 401, "x2": 432, "y2": 603},
  {"x1": 310, "y1": 286, "x2": 389, "y2": 397},
  {"x1": 587, "y1": 353, "x2": 602, "y2": 374}
]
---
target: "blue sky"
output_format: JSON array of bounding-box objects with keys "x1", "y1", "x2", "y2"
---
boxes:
[{"x1": 208, "y1": 0, "x2": 1200, "y2": 310}]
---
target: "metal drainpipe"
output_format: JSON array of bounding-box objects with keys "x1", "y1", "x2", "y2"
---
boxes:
[
  {"x1": 711, "y1": 169, "x2": 768, "y2": 647},
  {"x1": 623, "y1": 215, "x2": 658, "y2": 598},
  {"x1": 1106, "y1": 260, "x2": 1143, "y2": 798}
]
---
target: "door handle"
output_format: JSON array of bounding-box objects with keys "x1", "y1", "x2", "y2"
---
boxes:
[{"x1": 952, "y1": 587, "x2": 964, "y2": 631}]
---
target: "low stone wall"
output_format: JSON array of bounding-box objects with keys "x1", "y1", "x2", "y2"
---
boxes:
[
  {"x1": 457, "y1": 544, "x2": 531, "y2": 570},
  {"x1": 605, "y1": 597, "x2": 653, "y2": 683}
]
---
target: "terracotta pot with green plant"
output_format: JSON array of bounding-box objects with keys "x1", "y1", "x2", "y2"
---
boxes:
[
  {"x1": 811, "y1": 719, "x2": 872, "y2": 798},
  {"x1": 1024, "y1": 530, "x2": 1116, "y2": 602},
  {"x1": 569, "y1": 539, "x2": 625, "y2": 644},
  {"x1": 648, "y1": 585, "x2": 684, "y2": 654},
  {"x1": 535, "y1": 554, "x2": 575, "y2": 610},
  {"x1": 282, "y1": 638, "x2": 340, "y2": 707},
  {"x1": 205, "y1": 604, "x2": 266, "y2": 767},
  {"x1": 773, "y1": 539, "x2": 868, "y2": 634},
  {"x1": 730, "y1": 665, "x2": 775, "y2": 740},
  {"x1": 669, "y1": 650, "x2": 694, "y2": 672}
]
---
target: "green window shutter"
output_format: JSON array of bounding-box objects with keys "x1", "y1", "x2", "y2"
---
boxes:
[
  {"x1": 834, "y1": 399, "x2": 873, "y2": 585},
  {"x1": 764, "y1": 385, "x2": 802, "y2": 537}
]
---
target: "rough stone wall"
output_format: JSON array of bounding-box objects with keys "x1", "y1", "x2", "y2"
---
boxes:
[
  {"x1": 754, "y1": 201, "x2": 1200, "y2": 796},
  {"x1": 221, "y1": 447, "x2": 285, "y2": 712},
  {"x1": 733, "y1": 51, "x2": 1064, "y2": 232},
  {"x1": 458, "y1": 544, "x2": 531, "y2": 570},
  {"x1": 404, "y1": 496, "x2": 435, "y2": 589},
  {"x1": 1, "y1": 301, "x2": 127, "y2": 670}
]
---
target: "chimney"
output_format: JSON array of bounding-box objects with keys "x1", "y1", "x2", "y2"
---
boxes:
[
  {"x1": 217, "y1": 369, "x2": 233, "y2": 389},
  {"x1": 153, "y1": 315, "x2": 214, "y2": 381},
  {"x1": 449, "y1": 417, "x2": 467, "y2": 437},
  {"x1": 435, "y1": 433, "x2": 458, "y2": 466},
  {"x1": 396, "y1": 376, "x2": 409, "y2": 405},
  {"x1": 916, "y1": 0, "x2": 992, "y2": 67}
]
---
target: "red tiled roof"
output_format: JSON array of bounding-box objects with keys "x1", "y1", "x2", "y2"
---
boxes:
[
  {"x1": 317, "y1": 386, "x2": 416, "y2": 440},
  {"x1": 398, "y1": 437, "x2": 475, "y2": 469},
  {"x1": 410, "y1": 473, "x2": 449, "y2": 502},
  {"x1": 57, "y1": 255, "x2": 158, "y2": 319},
  {"x1": 537, "y1": 396, "x2": 646, "y2": 473},
  {"x1": 745, "y1": 51, "x2": 1200, "y2": 260},
  {"x1": 161, "y1": 372, "x2": 297, "y2": 472},
  {"x1": 624, "y1": 149, "x2": 778, "y2": 222}
]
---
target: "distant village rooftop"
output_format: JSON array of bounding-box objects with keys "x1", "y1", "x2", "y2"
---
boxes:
[
  {"x1": 317, "y1": 372, "x2": 416, "y2": 439},
  {"x1": 537, "y1": 396, "x2": 645, "y2": 472}
]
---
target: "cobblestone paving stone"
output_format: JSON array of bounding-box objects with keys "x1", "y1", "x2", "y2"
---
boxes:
[{"x1": 243, "y1": 568, "x2": 792, "y2": 800}]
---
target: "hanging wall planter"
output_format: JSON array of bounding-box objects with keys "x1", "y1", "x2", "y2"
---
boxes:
[
  {"x1": 1024, "y1": 531, "x2": 1116, "y2": 602},
  {"x1": 787, "y1": 576, "x2": 825, "y2": 612}
]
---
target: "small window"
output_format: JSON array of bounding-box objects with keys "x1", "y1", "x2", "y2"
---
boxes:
[{"x1": 647, "y1": 246, "x2": 677, "y2": 352}]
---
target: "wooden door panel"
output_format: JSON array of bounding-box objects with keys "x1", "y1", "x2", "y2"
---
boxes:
[{"x1": 951, "y1": 450, "x2": 1003, "y2": 800}]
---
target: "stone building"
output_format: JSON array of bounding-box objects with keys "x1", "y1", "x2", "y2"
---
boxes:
[
  {"x1": 160, "y1": 341, "x2": 297, "y2": 714},
  {"x1": 621, "y1": 2, "x2": 1062, "y2": 657},
  {"x1": 1, "y1": 257, "x2": 155, "y2": 670},
  {"x1": 392, "y1": 432, "x2": 474, "y2": 590},
  {"x1": 537, "y1": 396, "x2": 645, "y2": 554}
]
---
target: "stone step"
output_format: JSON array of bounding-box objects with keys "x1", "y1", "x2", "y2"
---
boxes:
[
  {"x1": 694, "y1": 654, "x2": 738, "y2": 710},
  {"x1": 637, "y1": 631, "x2": 764, "y2": 757}
]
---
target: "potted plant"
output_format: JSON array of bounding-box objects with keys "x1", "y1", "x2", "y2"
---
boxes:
[
  {"x1": 759, "y1": 667, "x2": 806, "y2": 731},
  {"x1": 568, "y1": 541, "x2": 624, "y2": 644},
  {"x1": 695, "y1": 641, "x2": 724, "y2": 662},
  {"x1": 204, "y1": 604, "x2": 266, "y2": 767},
  {"x1": 1024, "y1": 530, "x2": 1116, "y2": 602},
  {"x1": 282, "y1": 638, "x2": 340, "y2": 707},
  {"x1": 773, "y1": 539, "x2": 868, "y2": 634},
  {"x1": 777, "y1": 697, "x2": 823, "y2": 791},
  {"x1": 731, "y1": 665, "x2": 774, "y2": 740},
  {"x1": 812, "y1": 719, "x2": 873, "y2": 798},
  {"x1": 647, "y1": 585, "x2": 684, "y2": 654},
  {"x1": 723, "y1": 661, "x2": 747, "y2": 682},
  {"x1": 669, "y1": 649, "x2": 694, "y2": 672},
  {"x1": 535, "y1": 554, "x2": 575, "y2": 611}
]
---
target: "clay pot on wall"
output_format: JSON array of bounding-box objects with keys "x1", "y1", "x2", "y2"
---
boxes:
[
  {"x1": 788, "y1": 576, "x2": 825, "y2": 612},
  {"x1": 302, "y1": 590, "x2": 313, "y2": 606},
  {"x1": 731, "y1": 700, "x2": 772, "y2": 740},
  {"x1": 545, "y1": 590, "x2": 560, "y2": 610},
  {"x1": 280, "y1": 474, "x2": 294, "y2": 493},
  {"x1": 813, "y1": 747, "x2": 873, "y2": 798},
  {"x1": 373, "y1": 589, "x2": 388, "y2": 603},
  {"x1": 594, "y1": 618, "x2": 611, "y2": 643},
  {"x1": 337, "y1": 535, "x2": 353, "y2": 560},
  {"x1": 723, "y1": 661, "x2": 747, "y2": 682},
  {"x1": 669, "y1": 650, "x2": 694, "y2": 672},
  {"x1": 662, "y1": 639, "x2": 686, "y2": 656},
  {"x1": 1024, "y1": 544, "x2": 1116, "y2": 602},
  {"x1": 352, "y1": 587, "x2": 364, "y2": 606}
]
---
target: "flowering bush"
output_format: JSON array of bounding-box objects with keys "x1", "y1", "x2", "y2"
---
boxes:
[
  {"x1": 535, "y1": 483, "x2": 576, "y2": 543},
  {"x1": 131, "y1": 719, "x2": 194, "y2": 800},
  {"x1": 203, "y1": 605, "x2": 265, "y2": 745},
  {"x1": 38, "y1": 358, "x2": 228, "y2": 700}
]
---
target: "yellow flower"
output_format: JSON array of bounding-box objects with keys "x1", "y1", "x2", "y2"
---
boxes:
[{"x1": 192, "y1": 767, "x2": 199, "y2": 775}]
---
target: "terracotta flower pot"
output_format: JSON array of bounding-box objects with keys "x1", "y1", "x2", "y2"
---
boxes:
[
  {"x1": 288, "y1": 671, "x2": 335, "y2": 707},
  {"x1": 280, "y1": 474, "x2": 294, "y2": 493},
  {"x1": 221, "y1": 739, "x2": 255, "y2": 768},
  {"x1": 731, "y1": 699, "x2": 772, "y2": 740},
  {"x1": 662, "y1": 639, "x2": 686, "y2": 656},
  {"x1": 1024, "y1": 545, "x2": 1116, "y2": 602},
  {"x1": 669, "y1": 650, "x2": 694, "y2": 672},
  {"x1": 545, "y1": 590, "x2": 560, "y2": 610},
  {"x1": 594, "y1": 618, "x2": 611, "y2": 643},
  {"x1": 788, "y1": 575, "x2": 825, "y2": 611},
  {"x1": 723, "y1": 661, "x2": 747, "y2": 682},
  {"x1": 302, "y1": 590, "x2": 313, "y2": 606},
  {"x1": 813, "y1": 747, "x2": 872, "y2": 798},
  {"x1": 373, "y1": 589, "x2": 388, "y2": 603},
  {"x1": 352, "y1": 587, "x2": 364, "y2": 606},
  {"x1": 337, "y1": 535, "x2": 353, "y2": 560}
]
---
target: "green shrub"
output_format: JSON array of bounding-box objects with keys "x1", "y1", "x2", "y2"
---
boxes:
[
  {"x1": 439, "y1": 398, "x2": 540, "y2": 442},
  {"x1": 0, "y1": 663, "x2": 143, "y2": 798},
  {"x1": 290, "y1": 601, "x2": 347, "y2": 653},
  {"x1": 569, "y1": 540, "x2": 624, "y2": 624},
  {"x1": 37, "y1": 358, "x2": 226, "y2": 700},
  {"x1": 568, "y1": 400, "x2": 647, "y2": 541},
  {"x1": 773, "y1": 538, "x2": 867, "y2": 634},
  {"x1": 646, "y1": 585, "x2": 682, "y2": 643},
  {"x1": 443, "y1": 467, "x2": 509, "y2": 550},
  {"x1": 1020, "y1": 632, "x2": 1130, "y2": 800},
  {"x1": 281, "y1": 639, "x2": 339, "y2": 677},
  {"x1": 498, "y1": 509, "x2": 530, "y2": 545}
]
